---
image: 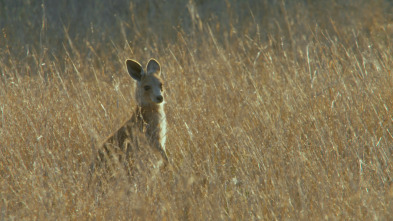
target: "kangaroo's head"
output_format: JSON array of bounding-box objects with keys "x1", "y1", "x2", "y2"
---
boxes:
[{"x1": 126, "y1": 59, "x2": 164, "y2": 106}]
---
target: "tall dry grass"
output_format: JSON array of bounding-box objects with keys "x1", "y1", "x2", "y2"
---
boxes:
[{"x1": 1, "y1": 0, "x2": 393, "y2": 219}]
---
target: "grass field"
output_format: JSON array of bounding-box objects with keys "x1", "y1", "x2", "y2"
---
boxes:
[{"x1": 1, "y1": 0, "x2": 393, "y2": 219}]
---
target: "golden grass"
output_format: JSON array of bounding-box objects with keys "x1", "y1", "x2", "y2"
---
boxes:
[{"x1": 1, "y1": 0, "x2": 393, "y2": 219}]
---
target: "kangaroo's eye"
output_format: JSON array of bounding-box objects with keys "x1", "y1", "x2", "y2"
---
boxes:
[
  {"x1": 144, "y1": 86, "x2": 150, "y2": 91},
  {"x1": 159, "y1": 83, "x2": 163, "y2": 90}
]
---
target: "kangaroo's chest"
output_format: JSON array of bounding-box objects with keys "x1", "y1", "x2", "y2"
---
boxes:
[{"x1": 141, "y1": 112, "x2": 161, "y2": 135}]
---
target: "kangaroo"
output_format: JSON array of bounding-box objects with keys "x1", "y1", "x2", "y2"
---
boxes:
[{"x1": 90, "y1": 58, "x2": 168, "y2": 183}]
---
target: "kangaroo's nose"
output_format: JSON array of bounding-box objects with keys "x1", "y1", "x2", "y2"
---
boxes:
[{"x1": 156, "y1": 95, "x2": 163, "y2": 103}]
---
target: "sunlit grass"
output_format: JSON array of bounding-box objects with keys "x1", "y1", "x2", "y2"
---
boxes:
[{"x1": 1, "y1": 0, "x2": 393, "y2": 219}]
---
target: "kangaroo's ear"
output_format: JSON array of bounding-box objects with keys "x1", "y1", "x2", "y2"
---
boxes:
[
  {"x1": 146, "y1": 59, "x2": 161, "y2": 75},
  {"x1": 126, "y1": 59, "x2": 143, "y2": 81}
]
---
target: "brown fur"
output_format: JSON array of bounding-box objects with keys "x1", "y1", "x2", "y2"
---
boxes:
[{"x1": 89, "y1": 58, "x2": 168, "y2": 184}]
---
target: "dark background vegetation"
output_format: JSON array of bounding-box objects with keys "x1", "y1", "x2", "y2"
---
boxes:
[{"x1": 1, "y1": 0, "x2": 393, "y2": 219}]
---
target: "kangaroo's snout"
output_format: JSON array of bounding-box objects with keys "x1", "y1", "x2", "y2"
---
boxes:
[{"x1": 156, "y1": 95, "x2": 163, "y2": 103}]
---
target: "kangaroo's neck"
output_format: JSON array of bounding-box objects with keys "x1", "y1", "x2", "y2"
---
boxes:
[{"x1": 137, "y1": 103, "x2": 164, "y2": 125}]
